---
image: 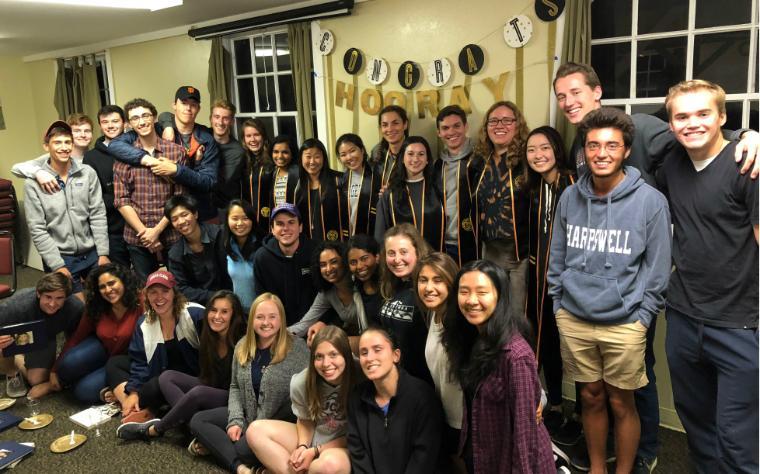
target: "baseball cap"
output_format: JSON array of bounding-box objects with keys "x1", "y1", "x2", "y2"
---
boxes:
[
  {"x1": 270, "y1": 203, "x2": 301, "y2": 222},
  {"x1": 145, "y1": 270, "x2": 177, "y2": 289},
  {"x1": 44, "y1": 120, "x2": 72, "y2": 142},
  {"x1": 175, "y1": 86, "x2": 201, "y2": 103}
]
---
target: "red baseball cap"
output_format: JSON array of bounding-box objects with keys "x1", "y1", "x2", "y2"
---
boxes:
[{"x1": 145, "y1": 270, "x2": 177, "y2": 289}]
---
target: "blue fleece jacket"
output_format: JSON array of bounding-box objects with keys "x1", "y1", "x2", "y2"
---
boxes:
[{"x1": 547, "y1": 166, "x2": 671, "y2": 327}]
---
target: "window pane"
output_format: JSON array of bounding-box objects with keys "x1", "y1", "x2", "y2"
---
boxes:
[
  {"x1": 591, "y1": 43, "x2": 631, "y2": 99},
  {"x1": 237, "y1": 78, "x2": 256, "y2": 113},
  {"x1": 630, "y1": 103, "x2": 669, "y2": 123},
  {"x1": 750, "y1": 101, "x2": 758, "y2": 132},
  {"x1": 277, "y1": 116, "x2": 298, "y2": 142},
  {"x1": 591, "y1": 0, "x2": 631, "y2": 38},
  {"x1": 638, "y1": 0, "x2": 688, "y2": 34},
  {"x1": 275, "y1": 33, "x2": 291, "y2": 71},
  {"x1": 696, "y1": 0, "x2": 752, "y2": 28},
  {"x1": 694, "y1": 31, "x2": 750, "y2": 94},
  {"x1": 257, "y1": 76, "x2": 276, "y2": 112},
  {"x1": 254, "y1": 35, "x2": 274, "y2": 74},
  {"x1": 636, "y1": 37, "x2": 687, "y2": 97},
  {"x1": 724, "y1": 101, "x2": 743, "y2": 131},
  {"x1": 259, "y1": 116, "x2": 275, "y2": 139},
  {"x1": 278, "y1": 75, "x2": 296, "y2": 112},
  {"x1": 234, "y1": 39, "x2": 252, "y2": 75}
]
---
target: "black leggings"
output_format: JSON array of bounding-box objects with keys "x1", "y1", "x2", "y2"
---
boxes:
[
  {"x1": 104, "y1": 354, "x2": 164, "y2": 412},
  {"x1": 154, "y1": 370, "x2": 228, "y2": 433},
  {"x1": 189, "y1": 406, "x2": 258, "y2": 472}
]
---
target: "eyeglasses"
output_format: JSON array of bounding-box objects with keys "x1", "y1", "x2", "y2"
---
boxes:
[
  {"x1": 128, "y1": 113, "x2": 153, "y2": 123},
  {"x1": 585, "y1": 142, "x2": 624, "y2": 153},
  {"x1": 487, "y1": 117, "x2": 517, "y2": 127}
]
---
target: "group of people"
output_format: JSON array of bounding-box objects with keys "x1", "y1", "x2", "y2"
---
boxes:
[{"x1": 0, "y1": 61, "x2": 756, "y2": 474}]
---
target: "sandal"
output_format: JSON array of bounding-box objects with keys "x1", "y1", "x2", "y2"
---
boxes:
[
  {"x1": 187, "y1": 438, "x2": 209, "y2": 457},
  {"x1": 99, "y1": 387, "x2": 115, "y2": 403}
]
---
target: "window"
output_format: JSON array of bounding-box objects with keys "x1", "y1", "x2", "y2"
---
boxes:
[
  {"x1": 591, "y1": 0, "x2": 759, "y2": 128},
  {"x1": 63, "y1": 53, "x2": 112, "y2": 107},
  {"x1": 228, "y1": 29, "x2": 300, "y2": 143}
]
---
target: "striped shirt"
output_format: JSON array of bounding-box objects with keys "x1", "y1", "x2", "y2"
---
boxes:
[{"x1": 113, "y1": 137, "x2": 186, "y2": 247}]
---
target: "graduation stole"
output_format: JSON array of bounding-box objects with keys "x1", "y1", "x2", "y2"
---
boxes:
[
  {"x1": 306, "y1": 172, "x2": 346, "y2": 241},
  {"x1": 388, "y1": 179, "x2": 445, "y2": 251},
  {"x1": 345, "y1": 165, "x2": 379, "y2": 236},
  {"x1": 438, "y1": 157, "x2": 481, "y2": 266}
]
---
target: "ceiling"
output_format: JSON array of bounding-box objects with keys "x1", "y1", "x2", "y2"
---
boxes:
[{"x1": 0, "y1": 0, "x2": 320, "y2": 57}]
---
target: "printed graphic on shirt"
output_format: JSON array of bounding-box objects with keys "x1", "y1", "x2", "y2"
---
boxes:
[
  {"x1": 379, "y1": 299, "x2": 415, "y2": 322},
  {"x1": 565, "y1": 224, "x2": 632, "y2": 255},
  {"x1": 320, "y1": 391, "x2": 346, "y2": 433},
  {"x1": 349, "y1": 181, "x2": 361, "y2": 199},
  {"x1": 274, "y1": 175, "x2": 288, "y2": 207}
]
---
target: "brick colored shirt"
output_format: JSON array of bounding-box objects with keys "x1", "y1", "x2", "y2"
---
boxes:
[{"x1": 113, "y1": 137, "x2": 186, "y2": 247}]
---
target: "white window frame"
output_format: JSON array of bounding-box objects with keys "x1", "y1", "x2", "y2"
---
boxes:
[
  {"x1": 591, "y1": 0, "x2": 759, "y2": 127},
  {"x1": 226, "y1": 27, "x2": 301, "y2": 143}
]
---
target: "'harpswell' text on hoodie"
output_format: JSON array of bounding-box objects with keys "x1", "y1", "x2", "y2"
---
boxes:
[{"x1": 547, "y1": 166, "x2": 671, "y2": 327}]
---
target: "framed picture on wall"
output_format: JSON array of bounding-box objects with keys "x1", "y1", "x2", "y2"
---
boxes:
[{"x1": 0, "y1": 99, "x2": 5, "y2": 130}]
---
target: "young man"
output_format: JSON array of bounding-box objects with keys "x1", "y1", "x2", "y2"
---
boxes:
[
  {"x1": 209, "y1": 99, "x2": 246, "y2": 212},
  {"x1": 0, "y1": 273, "x2": 83, "y2": 399},
  {"x1": 433, "y1": 105, "x2": 482, "y2": 266},
  {"x1": 112, "y1": 98, "x2": 186, "y2": 281},
  {"x1": 23, "y1": 121, "x2": 109, "y2": 297},
  {"x1": 552, "y1": 62, "x2": 760, "y2": 472},
  {"x1": 108, "y1": 86, "x2": 219, "y2": 223},
  {"x1": 658, "y1": 80, "x2": 758, "y2": 473},
  {"x1": 252, "y1": 203, "x2": 317, "y2": 327},
  {"x1": 548, "y1": 107, "x2": 671, "y2": 474},
  {"x1": 68, "y1": 113, "x2": 94, "y2": 161},
  {"x1": 165, "y1": 195, "x2": 231, "y2": 305}
]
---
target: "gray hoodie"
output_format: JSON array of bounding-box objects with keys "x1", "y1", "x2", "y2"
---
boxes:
[
  {"x1": 439, "y1": 138, "x2": 474, "y2": 244},
  {"x1": 547, "y1": 166, "x2": 671, "y2": 327},
  {"x1": 23, "y1": 157, "x2": 108, "y2": 270}
]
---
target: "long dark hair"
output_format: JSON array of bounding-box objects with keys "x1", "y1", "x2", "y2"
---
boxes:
[
  {"x1": 199, "y1": 290, "x2": 246, "y2": 387},
  {"x1": 387, "y1": 136, "x2": 435, "y2": 194},
  {"x1": 442, "y1": 260, "x2": 532, "y2": 389},
  {"x1": 305, "y1": 325, "x2": 359, "y2": 421},
  {"x1": 346, "y1": 234, "x2": 381, "y2": 288},
  {"x1": 335, "y1": 133, "x2": 369, "y2": 171},
  {"x1": 222, "y1": 199, "x2": 258, "y2": 261},
  {"x1": 298, "y1": 138, "x2": 334, "y2": 201},
  {"x1": 524, "y1": 126, "x2": 573, "y2": 190},
  {"x1": 271, "y1": 134, "x2": 298, "y2": 169},
  {"x1": 413, "y1": 252, "x2": 459, "y2": 318},
  {"x1": 311, "y1": 240, "x2": 348, "y2": 292},
  {"x1": 84, "y1": 264, "x2": 142, "y2": 323}
]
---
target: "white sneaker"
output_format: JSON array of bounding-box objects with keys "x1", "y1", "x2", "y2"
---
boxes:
[{"x1": 6, "y1": 374, "x2": 27, "y2": 398}]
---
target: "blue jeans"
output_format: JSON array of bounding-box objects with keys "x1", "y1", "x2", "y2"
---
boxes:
[
  {"x1": 635, "y1": 314, "x2": 659, "y2": 459},
  {"x1": 56, "y1": 336, "x2": 108, "y2": 404},
  {"x1": 108, "y1": 233, "x2": 131, "y2": 268},
  {"x1": 127, "y1": 244, "x2": 168, "y2": 283}
]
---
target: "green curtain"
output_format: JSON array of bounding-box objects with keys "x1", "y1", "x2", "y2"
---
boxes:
[
  {"x1": 208, "y1": 37, "x2": 229, "y2": 103},
  {"x1": 54, "y1": 56, "x2": 101, "y2": 122},
  {"x1": 287, "y1": 22, "x2": 315, "y2": 142},
  {"x1": 557, "y1": 0, "x2": 592, "y2": 150}
]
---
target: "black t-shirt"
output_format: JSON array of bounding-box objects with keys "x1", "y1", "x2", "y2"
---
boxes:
[
  {"x1": 656, "y1": 142, "x2": 759, "y2": 328},
  {"x1": 165, "y1": 338, "x2": 193, "y2": 373},
  {"x1": 250, "y1": 348, "x2": 272, "y2": 397}
]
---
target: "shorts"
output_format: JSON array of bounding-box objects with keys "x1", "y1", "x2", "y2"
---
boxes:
[
  {"x1": 555, "y1": 307, "x2": 647, "y2": 390},
  {"x1": 44, "y1": 248, "x2": 98, "y2": 293}
]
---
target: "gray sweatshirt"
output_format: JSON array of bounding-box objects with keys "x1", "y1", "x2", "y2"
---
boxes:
[
  {"x1": 23, "y1": 157, "x2": 108, "y2": 270},
  {"x1": 547, "y1": 166, "x2": 671, "y2": 327},
  {"x1": 439, "y1": 138, "x2": 474, "y2": 244}
]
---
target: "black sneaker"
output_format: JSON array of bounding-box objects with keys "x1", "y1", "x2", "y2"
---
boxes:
[
  {"x1": 552, "y1": 442, "x2": 570, "y2": 469},
  {"x1": 552, "y1": 418, "x2": 583, "y2": 446},
  {"x1": 632, "y1": 456, "x2": 658, "y2": 473},
  {"x1": 116, "y1": 418, "x2": 160, "y2": 441},
  {"x1": 544, "y1": 410, "x2": 566, "y2": 435}
]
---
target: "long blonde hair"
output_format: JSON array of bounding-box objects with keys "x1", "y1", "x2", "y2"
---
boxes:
[{"x1": 235, "y1": 293, "x2": 293, "y2": 366}]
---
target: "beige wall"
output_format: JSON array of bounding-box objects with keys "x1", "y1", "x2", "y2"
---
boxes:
[{"x1": 315, "y1": 0, "x2": 559, "y2": 165}]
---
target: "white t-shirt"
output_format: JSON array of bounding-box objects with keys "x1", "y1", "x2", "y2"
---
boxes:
[
  {"x1": 274, "y1": 174, "x2": 288, "y2": 207},
  {"x1": 348, "y1": 171, "x2": 362, "y2": 232},
  {"x1": 424, "y1": 315, "x2": 463, "y2": 429}
]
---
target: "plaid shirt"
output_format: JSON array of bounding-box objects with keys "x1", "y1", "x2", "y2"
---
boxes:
[
  {"x1": 113, "y1": 137, "x2": 186, "y2": 247},
  {"x1": 461, "y1": 334, "x2": 555, "y2": 473}
]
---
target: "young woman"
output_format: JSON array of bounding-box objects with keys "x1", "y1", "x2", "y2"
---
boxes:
[
  {"x1": 415, "y1": 253, "x2": 465, "y2": 471},
  {"x1": 116, "y1": 290, "x2": 246, "y2": 441},
  {"x1": 336, "y1": 133, "x2": 380, "y2": 237},
  {"x1": 50, "y1": 263, "x2": 142, "y2": 403},
  {"x1": 223, "y1": 199, "x2": 260, "y2": 313},
  {"x1": 247, "y1": 325, "x2": 359, "y2": 474},
  {"x1": 375, "y1": 136, "x2": 445, "y2": 251},
  {"x1": 473, "y1": 101, "x2": 531, "y2": 320},
  {"x1": 290, "y1": 241, "x2": 368, "y2": 349},
  {"x1": 378, "y1": 223, "x2": 432, "y2": 383},
  {"x1": 348, "y1": 327, "x2": 444, "y2": 473},
  {"x1": 105, "y1": 270, "x2": 204, "y2": 422},
  {"x1": 443, "y1": 260, "x2": 554, "y2": 473},
  {"x1": 241, "y1": 118, "x2": 273, "y2": 239},
  {"x1": 296, "y1": 138, "x2": 347, "y2": 242},
  {"x1": 346, "y1": 234, "x2": 383, "y2": 330},
  {"x1": 525, "y1": 126, "x2": 576, "y2": 434},
  {"x1": 188, "y1": 293, "x2": 309, "y2": 474},
  {"x1": 270, "y1": 135, "x2": 299, "y2": 208},
  {"x1": 369, "y1": 105, "x2": 410, "y2": 187}
]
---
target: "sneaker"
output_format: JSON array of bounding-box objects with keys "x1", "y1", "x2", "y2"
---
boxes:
[
  {"x1": 187, "y1": 438, "x2": 209, "y2": 457},
  {"x1": 544, "y1": 409, "x2": 566, "y2": 435},
  {"x1": 552, "y1": 418, "x2": 583, "y2": 446},
  {"x1": 570, "y1": 440, "x2": 617, "y2": 472},
  {"x1": 552, "y1": 442, "x2": 570, "y2": 469},
  {"x1": 556, "y1": 468, "x2": 571, "y2": 474},
  {"x1": 632, "y1": 456, "x2": 658, "y2": 473},
  {"x1": 6, "y1": 374, "x2": 26, "y2": 398},
  {"x1": 116, "y1": 418, "x2": 160, "y2": 441}
]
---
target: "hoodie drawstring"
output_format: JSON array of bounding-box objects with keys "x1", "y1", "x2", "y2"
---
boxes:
[{"x1": 605, "y1": 195, "x2": 613, "y2": 269}]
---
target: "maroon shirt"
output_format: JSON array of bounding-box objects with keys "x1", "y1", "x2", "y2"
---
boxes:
[{"x1": 460, "y1": 334, "x2": 554, "y2": 473}]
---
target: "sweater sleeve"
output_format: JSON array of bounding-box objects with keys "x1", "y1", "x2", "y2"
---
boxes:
[
  {"x1": 347, "y1": 392, "x2": 375, "y2": 474},
  {"x1": 173, "y1": 133, "x2": 219, "y2": 192},
  {"x1": 23, "y1": 181, "x2": 65, "y2": 270},
  {"x1": 635, "y1": 199, "x2": 672, "y2": 328},
  {"x1": 10, "y1": 154, "x2": 49, "y2": 179},
  {"x1": 288, "y1": 291, "x2": 331, "y2": 337},
  {"x1": 107, "y1": 131, "x2": 147, "y2": 165},
  {"x1": 508, "y1": 353, "x2": 547, "y2": 474},
  {"x1": 226, "y1": 357, "x2": 246, "y2": 430},
  {"x1": 125, "y1": 322, "x2": 149, "y2": 394},
  {"x1": 404, "y1": 389, "x2": 443, "y2": 474},
  {"x1": 547, "y1": 195, "x2": 568, "y2": 314}
]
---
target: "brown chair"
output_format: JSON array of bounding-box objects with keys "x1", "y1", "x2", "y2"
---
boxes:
[{"x1": 0, "y1": 231, "x2": 16, "y2": 298}]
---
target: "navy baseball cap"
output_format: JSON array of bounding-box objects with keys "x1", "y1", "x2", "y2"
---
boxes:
[
  {"x1": 175, "y1": 86, "x2": 201, "y2": 103},
  {"x1": 270, "y1": 203, "x2": 301, "y2": 222}
]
